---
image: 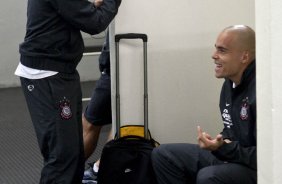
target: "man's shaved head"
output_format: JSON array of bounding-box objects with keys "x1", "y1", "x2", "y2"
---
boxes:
[{"x1": 221, "y1": 25, "x2": 256, "y2": 60}]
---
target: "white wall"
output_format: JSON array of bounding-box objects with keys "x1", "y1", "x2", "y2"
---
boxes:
[
  {"x1": 0, "y1": 0, "x2": 27, "y2": 88},
  {"x1": 256, "y1": 0, "x2": 282, "y2": 183},
  {"x1": 0, "y1": 0, "x2": 101, "y2": 88},
  {"x1": 110, "y1": 0, "x2": 255, "y2": 143}
]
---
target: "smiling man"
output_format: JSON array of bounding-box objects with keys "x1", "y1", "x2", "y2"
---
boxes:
[{"x1": 151, "y1": 25, "x2": 257, "y2": 184}]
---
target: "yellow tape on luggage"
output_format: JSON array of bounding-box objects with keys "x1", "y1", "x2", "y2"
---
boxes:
[{"x1": 120, "y1": 125, "x2": 145, "y2": 138}]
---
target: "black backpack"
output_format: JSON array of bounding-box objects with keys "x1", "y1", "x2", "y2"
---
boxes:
[{"x1": 97, "y1": 134, "x2": 158, "y2": 184}]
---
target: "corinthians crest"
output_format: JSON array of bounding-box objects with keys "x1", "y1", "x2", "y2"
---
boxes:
[
  {"x1": 59, "y1": 97, "x2": 72, "y2": 120},
  {"x1": 240, "y1": 97, "x2": 249, "y2": 120}
]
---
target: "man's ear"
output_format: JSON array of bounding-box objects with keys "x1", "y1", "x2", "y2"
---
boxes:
[{"x1": 241, "y1": 50, "x2": 250, "y2": 64}]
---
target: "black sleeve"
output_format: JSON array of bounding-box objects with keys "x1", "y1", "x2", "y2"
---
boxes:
[
  {"x1": 212, "y1": 141, "x2": 256, "y2": 170},
  {"x1": 48, "y1": 0, "x2": 121, "y2": 34}
]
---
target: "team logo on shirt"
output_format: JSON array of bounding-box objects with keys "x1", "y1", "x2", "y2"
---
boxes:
[
  {"x1": 59, "y1": 97, "x2": 72, "y2": 120},
  {"x1": 240, "y1": 97, "x2": 249, "y2": 120}
]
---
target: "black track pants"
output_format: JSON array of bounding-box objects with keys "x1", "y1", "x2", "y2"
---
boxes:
[
  {"x1": 20, "y1": 71, "x2": 84, "y2": 184},
  {"x1": 151, "y1": 143, "x2": 257, "y2": 184}
]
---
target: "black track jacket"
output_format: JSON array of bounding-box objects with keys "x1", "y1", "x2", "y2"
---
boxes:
[
  {"x1": 19, "y1": 0, "x2": 121, "y2": 73},
  {"x1": 212, "y1": 61, "x2": 256, "y2": 170}
]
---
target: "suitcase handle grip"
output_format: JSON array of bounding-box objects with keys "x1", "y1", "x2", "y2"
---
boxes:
[{"x1": 115, "y1": 33, "x2": 148, "y2": 42}]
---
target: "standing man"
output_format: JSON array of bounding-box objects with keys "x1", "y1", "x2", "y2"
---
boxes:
[
  {"x1": 15, "y1": 0, "x2": 121, "y2": 183},
  {"x1": 151, "y1": 25, "x2": 257, "y2": 184}
]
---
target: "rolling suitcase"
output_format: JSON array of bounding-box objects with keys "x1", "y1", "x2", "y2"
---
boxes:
[{"x1": 97, "y1": 33, "x2": 158, "y2": 184}]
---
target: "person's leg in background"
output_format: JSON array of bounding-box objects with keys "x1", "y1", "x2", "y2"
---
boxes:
[
  {"x1": 83, "y1": 31, "x2": 111, "y2": 154},
  {"x1": 82, "y1": 31, "x2": 112, "y2": 183},
  {"x1": 83, "y1": 115, "x2": 105, "y2": 159},
  {"x1": 82, "y1": 67, "x2": 112, "y2": 158},
  {"x1": 82, "y1": 72, "x2": 112, "y2": 184},
  {"x1": 83, "y1": 125, "x2": 113, "y2": 164}
]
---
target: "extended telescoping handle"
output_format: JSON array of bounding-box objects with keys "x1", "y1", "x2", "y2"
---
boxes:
[
  {"x1": 115, "y1": 33, "x2": 148, "y2": 42},
  {"x1": 115, "y1": 33, "x2": 149, "y2": 139}
]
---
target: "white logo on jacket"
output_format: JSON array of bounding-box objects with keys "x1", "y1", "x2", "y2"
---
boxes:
[{"x1": 222, "y1": 108, "x2": 233, "y2": 128}]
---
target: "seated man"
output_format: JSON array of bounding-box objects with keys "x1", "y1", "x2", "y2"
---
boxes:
[{"x1": 151, "y1": 25, "x2": 257, "y2": 184}]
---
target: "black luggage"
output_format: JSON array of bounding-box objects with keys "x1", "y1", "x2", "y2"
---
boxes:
[{"x1": 97, "y1": 33, "x2": 158, "y2": 184}]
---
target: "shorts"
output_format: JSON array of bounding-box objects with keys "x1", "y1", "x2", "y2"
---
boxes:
[{"x1": 84, "y1": 73, "x2": 111, "y2": 126}]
